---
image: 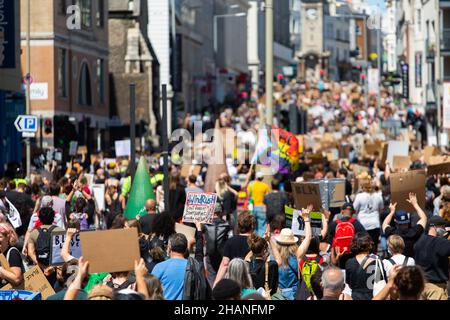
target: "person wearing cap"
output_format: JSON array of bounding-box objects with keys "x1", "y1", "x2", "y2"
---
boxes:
[
  {"x1": 247, "y1": 172, "x2": 270, "y2": 237},
  {"x1": 382, "y1": 193, "x2": 428, "y2": 258},
  {"x1": 413, "y1": 215, "x2": 450, "y2": 300}
]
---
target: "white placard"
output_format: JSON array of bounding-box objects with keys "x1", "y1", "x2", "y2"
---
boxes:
[
  {"x1": 92, "y1": 184, "x2": 106, "y2": 212},
  {"x1": 115, "y1": 140, "x2": 131, "y2": 157},
  {"x1": 182, "y1": 192, "x2": 217, "y2": 224},
  {"x1": 50, "y1": 232, "x2": 82, "y2": 266},
  {"x1": 291, "y1": 210, "x2": 322, "y2": 237},
  {"x1": 30, "y1": 83, "x2": 48, "y2": 100},
  {"x1": 387, "y1": 141, "x2": 409, "y2": 165}
]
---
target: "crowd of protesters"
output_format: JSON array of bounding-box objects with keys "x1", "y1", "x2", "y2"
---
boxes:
[{"x1": 0, "y1": 79, "x2": 449, "y2": 301}]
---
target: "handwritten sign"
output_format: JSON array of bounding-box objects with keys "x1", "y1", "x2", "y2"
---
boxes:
[
  {"x1": 1, "y1": 266, "x2": 55, "y2": 300},
  {"x1": 182, "y1": 192, "x2": 217, "y2": 224},
  {"x1": 292, "y1": 210, "x2": 322, "y2": 237},
  {"x1": 291, "y1": 183, "x2": 322, "y2": 211},
  {"x1": 50, "y1": 232, "x2": 82, "y2": 266}
]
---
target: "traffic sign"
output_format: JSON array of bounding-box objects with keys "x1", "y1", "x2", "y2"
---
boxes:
[
  {"x1": 22, "y1": 132, "x2": 36, "y2": 138},
  {"x1": 14, "y1": 115, "x2": 38, "y2": 133}
]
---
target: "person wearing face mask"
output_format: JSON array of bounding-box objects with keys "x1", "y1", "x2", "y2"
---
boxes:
[{"x1": 413, "y1": 216, "x2": 450, "y2": 300}]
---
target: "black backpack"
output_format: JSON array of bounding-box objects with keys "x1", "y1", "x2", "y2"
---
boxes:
[
  {"x1": 204, "y1": 221, "x2": 230, "y2": 258},
  {"x1": 183, "y1": 257, "x2": 211, "y2": 300},
  {"x1": 36, "y1": 225, "x2": 57, "y2": 266}
]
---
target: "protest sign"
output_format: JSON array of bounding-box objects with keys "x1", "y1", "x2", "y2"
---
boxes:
[
  {"x1": 182, "y1": 192, "x2": 218, "y2": 224},
  {"x1": 3, "y1": 198, "x2": 22, "y2": 229},
  {"x1": 427, "y1": 156, "x2": 450, "y2": 175},
  {"x1": 350, "y1": 134, "x2": 364, "y2": 154},
  {"x1": 328, "y1": 179, "x2": 346, "y2": 208},
  {"x1": 1, "y1": 266, "x2": 55, "y2": 300},
  {"x1": 291, "y1": 182, "x2": 322, "y2": 211},
  {"x1": 49, "y1": 231, "x2": 82, "y2": 266},
  {"x1": 308, "y1": 153, "x2": 325, "y2": 165},
  {"x1": 80, "y1": 228, "x2": 140, "y2": 274},
  {"x1": 115, "y1": 140, "x2": 131, "y2": 157},
  {"x1": 175, "y1": 223, "x2": 197, "y2": 245},
  {"x1": 78, "y1": 145, "x2": 87, "y2": 155},
  {"x1": 352, "y1": 164, "x2": 370, "y2": 176},
  {"x1": 390, "y1": 170, "x2": 426, "y2": 212},
  {"x1": 386, "y1": 141, "x2": 410, "y2": 165},
  {"x1": 410, "y1": 150, "x2": 422, "y2": 162},
  {"x1": 393, "y1": 156, "x2": 411, "y2": 171},
  {"x1": 364, "y1": 142, "x2": 383, "y2": 156},
  {"x1": 69, "y1": 141, "x2": 78, "y2": 157},
  {"x1": 92, "y1": 184, "x2": 106, "y2": 211},
  {"x1": 292, "y1": 210, "x2": 322, "y2": 237},
  {"x1": 180, "y1": 165, "x2": 202, "y2": 178},
  {"x1": 424, "y1": 146, "x2": 440, "y2": 164}
]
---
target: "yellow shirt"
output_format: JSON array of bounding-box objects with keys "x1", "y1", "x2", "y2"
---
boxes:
[{"x1": 248, "y1": 180, "x2": 270, "y2": 206}]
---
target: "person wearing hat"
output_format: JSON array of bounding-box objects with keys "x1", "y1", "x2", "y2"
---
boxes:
[
  {"x1": 382, "y1": 193, "x2": 428, "y2": 258},
  {"x1": 413, "y1": 215, "x2": 450, "y2": 300},
  {"x1": 269, "y1": 207, "x2": 313, "y2": 300},
  {"x1": 247, "y1": 171, "x2": 270, "y2": 237}
]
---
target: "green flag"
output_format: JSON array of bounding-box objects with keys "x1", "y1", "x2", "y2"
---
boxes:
[{"x1": 124, "y1": 156, "x2": 156, "y2": 219}]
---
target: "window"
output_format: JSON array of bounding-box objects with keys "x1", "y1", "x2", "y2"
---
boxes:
[
  {"x1": 356, "y1": 25, "x2": 361, "y2": 35},
  {"x1": 76, "y1": 0, "x2": 92, "y2": 28},
  {"x1": 78, "y1": 62, "x2": 92, "y2": 106},
  {"x1": 57, "y1": 48, "x2": 68, "y2": 98},
  {"x1": 97, "y1": 59, "x2": 105, "y2": 104},
  {"x1": 96, "y1": 0, "x2": 104, "y2": 28},
  {"x1": 416, "y1": 9, "x2": 421, "y2": 32}
]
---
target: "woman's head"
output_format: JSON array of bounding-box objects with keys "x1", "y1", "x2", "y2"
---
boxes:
[
  {"x1": 306, "y1": 236, "x2": 321, "y2": 255},
  {"x1": 237, "y1": 211, "x2": 255, "y2": 234},
  {"x1": 143, "y1": 274, "x2": 165, "y2": 300},
  {"x1": 393, "y1": 266, "x2": 425, "y2": 300},
  {"x1": 39, "y1": 206, "x2": 56, "y2": 225},
  {"x1": 151, "y1": 212, "x2": 175, "y2": 239},
  {"x1": 350, "y1": 232, "x2": 374, "y2": 255},
  {"x1": 224, "y1": 258, "x2": 253, "y2": 290},
  {"x1": 387, "y1": 235, "x2": 405, "y2": 255},
  {"x1": 111, "y1": 214, "x2": 127, "y2": 229},
  {"x1": 247, "y1": 234, "x2": 268, "y2": 258},
  {"x1": 0, "y1": 222, "x2": 18, "y2": 252}
]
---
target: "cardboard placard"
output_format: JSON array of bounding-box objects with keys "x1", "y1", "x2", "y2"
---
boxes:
[
  {"x1": 386, "y1": 141, "x2": 410, "y2": 165},
  {"x1": 364, "y1": 142, "x2": 383, "y2": 156},
  {"x1": 182, "y1": 192, "x2": 218, "y2": 224},
  {"x1": 50, "y1": 232, "x2": 82, "y2": 266},
  {"x1": 427, "y1": 156, "x2": 450, "y2": 175},
  {"x1": 352, "y1": 164, "x2": 370, "y2": 176},
  {"x1": 292, "y1": 210, "x2": 322, "y2": 237},
  {"x1": 78, "y1": 146, "x2": 88, "y2": 155},
  {"x1": 308, "y1": 153, "x2": 325, "y2": 165},
  {"x1": 424, "y1": 146, "x2": 440, "y2": 164},
  {"x1": 393, "y1": 156, "x2": 411, "y2": 171},
  {"x1": 291, "y1": 182, "x2": 322, "y2": 211},
  {"x1": 175, "y1": 223, "x2": 197, "y2": 245},
  {"x1": 329, "y1": 180, "x2": 346, "y2": 208},
  {"x1": 0, "y1": 254, "x2": 10, "y2": 269},
  {"x1": 1, "y1": 266, "x2": 55, "y2": 300},
  {"x1": 409, "y1": 150, "x2": 422, "y2": 162},
  {"x1": 390, "y1": 170, "x2": 426, "y2": 212},
  {"x1": 180, "y1": 165, "x2": 202, "y2": 178},
  {"x1": 79, "y1": 228, "x2": 140, "y2": 274}
]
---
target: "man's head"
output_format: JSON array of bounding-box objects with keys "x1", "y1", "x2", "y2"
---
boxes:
[
  {"x1": 237, "y1": 211, "x2": 256, "y2": 235},
  {"x1": 341, "y1": 202, "x2": 354, "y2": 217},
  {"x1": 17, "y1": 183, "x2": 27, "y2": 192},
  {"x1": 49, "y1": 182, "x2": 60, "y2": 196},
  {"x1": 393, "y1": 266, "x2": 425, "y2": 300},
  {"x1": 321, "y1": 267, "x2": 345, "y2": 298},
  {"x1": 269, "y1": 214, "x2": 285, "y2": 236},
  {"x1": 255, "y1": 172, "x2": 264, "y2": 181},
  {"x1": 394, "y1": 210, "x2": 410, "y2": 229},
  {"x1": 39, "y1": 206, "x2": 56, "y2": 225},
  {"x1": 187, "y1": 175, "x2": 197, "y2": 185},
  {"x1": 167, "y1": 233, "x2": 188, "y2": 256},
  {"x1": 145, "y1": 199, "x2": 156, "y2": 214},
  {"x1": 427, "y1": 216, "x2": 449, "y2": 238},
  {"x1": 212, "y1": 279, "x2": 241, "y2": 300}
]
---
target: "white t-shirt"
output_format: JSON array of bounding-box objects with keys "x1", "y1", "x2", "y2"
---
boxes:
[
  {"x1": 27, "y1": 211, "x2": 65, "y2": 231},
  {"x1": 383, "y1": 254, "x2": 416, "y2": 277},
  {"x1": 353, "y1": 192, "x2": 384, "y2": 230}
]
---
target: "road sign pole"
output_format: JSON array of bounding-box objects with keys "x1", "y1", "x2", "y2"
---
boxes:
[{"x1": 25, "y1": 0, "x2": 31, "y2": 179}]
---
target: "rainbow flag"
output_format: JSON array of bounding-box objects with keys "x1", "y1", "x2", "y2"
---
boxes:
[{"x1": 271, "y1": 125, "x2": 300, "y2": 174}]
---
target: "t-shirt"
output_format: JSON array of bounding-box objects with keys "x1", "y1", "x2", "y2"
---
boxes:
[
  {"x1": 27, "y1": 211, "x2": 65, "y2": 231},
  {"x1": 353, "y1": 192, "x2": 384, "y2": 230},
  {"x1": 414, "y1": 234, "x2": 450, "y2": 283},
  {"x1": 139, "y1": 214, "x2": 156, "y2": 235},
  {"x1": 185, "y1": 186, "x2": 204, "y2": 194},
  {"x1": 384, "y1": 225, "x2": 424, "y2": 258},
  {"x1": 248, "y1": 181, "x2": 270, "y2": 206},
  {"x1": 223, "y1": 235, "x2": 250, "y2": 260},
  {"x1": 151, "y1": 258, "x2": 188, "y2": 300},
  {"x1": 51, "y1": 196, "x2": 66, "y2": 220},
  {"x1": 0, "y1": 247, "x2": 24, "y2": 287},
  {"x1": 263, "y1": 192, "x2": 289, "y2": 221},
  {"x1": 247, "y1": 259, "x2": 279, "y2": 295},
  {"x1": 29, "y1": 224, "x2": 65, "y2": 246},
  {"x1": 382, "y1": 254, "x2": 415, "y2": 277}
]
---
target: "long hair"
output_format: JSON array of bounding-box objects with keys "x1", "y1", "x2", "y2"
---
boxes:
[
  {"x1": 275, "y1": 242, "x2": 298, "y2": 267},
  {"x1": 144, "y1": 274, "x2": 165, "y2": 300},
  {"x1": 224, "y1": 258, "x2": 254, "y2": 289},
  {"x1": 215, "y1": 179, "x2": 228, "y2": 199}
]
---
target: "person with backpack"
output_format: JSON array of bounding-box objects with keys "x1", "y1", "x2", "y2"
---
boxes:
[
  {"x1": 269, "y1": 208, "x2": 313, "y2": 300},
  {"x1": 328, "y1": 202, "x2": 367, "y2": 269},
  {"x1": 245, "y1": 234, "x2": 278, "y2": 297},
  {"x1": 297, "y1": 236, "x2": 326, "y2": 300},
  {"x1": 27, "y1": 206, "x2": 65, "y2": 286},
  {"x1": 0, "y1": 222, "x2": 24, "y2": 287},
  {"x1": 203, "y1": 203, "x2": 230, "y2": 288},
  {"x1": 382, "y1": 235, "x2": 415, "y2": 278}
]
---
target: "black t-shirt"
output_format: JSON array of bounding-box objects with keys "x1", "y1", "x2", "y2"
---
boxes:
[
  {"x1": 247, "y1": 259, "x2": 279, "y2": 295},
  {"x1": 384, "y1": 225, "x2": 424, "y2": 258},
  {"x1": 139, "y1": 214, "x2": 156, "y2": 235},
  {"x1": 414, "y1": 234, "x2": 450, "y2": 283},
  {"x1": 223, "y1": 235, "x2": 250, "y2": 260},
  {"x1": 264, "y1": 192, "x2": 289, "y2": 221},
  {"x1": 0, "y1": 247, "x2": 24, "y2": 287}
]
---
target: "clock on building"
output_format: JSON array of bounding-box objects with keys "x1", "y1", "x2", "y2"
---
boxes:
[{"x1": 306, "y1": 8, "x2": 317, "y2": 20}]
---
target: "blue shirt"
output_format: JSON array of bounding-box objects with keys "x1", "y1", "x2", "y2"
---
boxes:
[
  {"x1": 151, "y1": 258, "x2": 188, "y2": 300},
  {"x1": 271, "y1": 255, "x2": 299, "y2": 289}
]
